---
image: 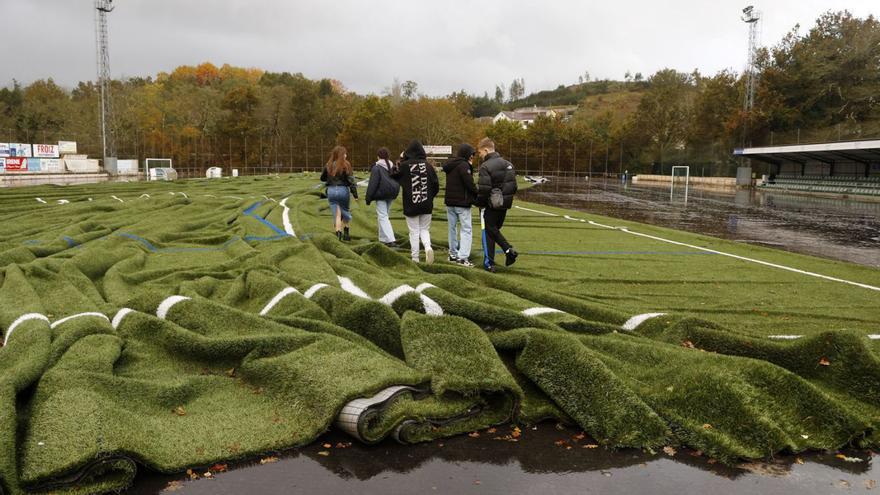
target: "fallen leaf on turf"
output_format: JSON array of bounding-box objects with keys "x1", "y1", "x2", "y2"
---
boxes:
[
  {"x1": 511, "y1": 426, "x2": 522, "y2": 438},
  {"x1": 795, "y1": 457, "x2": 804, "y2": 464},
  {"x1": 689, "y1": 450, "x2": 703, "y2": 457},
  {"x1": 682, "y1": 340, "x2": 695, "y2": 349},
  {"x1": 574, "y1": 433, "x2": 585, "y2": 441},
  {"x1": 839, "y1": 480, "x2": 851, "y2": 488},
  {"x1": 487, "y1": 427, "x2": 497, "y2": 434},
  {"x1": 801, "y1": 434, "x2": 810, "y2": 439},
  {"x1": 260, "y1": 456, "x2": 278, "y2": 464},
  {"x1": 317, "y1": 451, "x2": 330, "y2": 456},
  {"x1": 335, "y1": 442, "x2": 351, "y2": 449},
  {"x1": 468, "y1": 432, "x2": 480, "y2": 438},
  {"x1": 210, "y1": 463, "x2": 228, "y2": 473},
  {"x1": 663, "y1": 446, "x2": 677, "y2": 456},
  {"x1": 554, "y1": 440, "x2": 568, "y2": 447},
  {"x1": 474, "y1": 480, "x2": 481, "y2": 485},
  {"x1": 185, "y1": 468, "x2": 198, "y2": 480},
  {"x1": 163, "y1": 480, "x2": 184, "y2": 492},
  {"x1": 666, "y1": 386, "x2": 675, "y2": 392},
  {"x1": 707, "y1": 459, "x2": 717, "y2": 465},
  {"x1": 819, "y1": 357, "x2": 831, "y2": 366},
  {"x1": 702, "y1": 424, "x2": 712, "y2": 429},
  {"x1": 225, "y1": 368, "x2": 236, "y2": 377},
  {"x1": 173, "y1": 406, "x2": 186, "y2": 416},
  {"x1": 865, "y1": 479, "x2": 876, "y2": 489},
  {"x1": 203, "y1": 472, "x2": 212, "y2": 478},
  {"x1": 322, "y1": 443, "x2": 332, "y2": 449},
  {"x1": 584, "y1": 444, "x2": 599, "y2": 449}
]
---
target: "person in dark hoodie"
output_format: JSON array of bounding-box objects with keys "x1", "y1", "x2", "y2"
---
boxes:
[
  {"x1": 392, "y1": 140, "x2": 440, "y2": 263},
  {"x1": 476, "y1": 137, "x2": 518, "y2": 272},
  {"x1": 365, "y1": 147, "x2": 400, "y2": 246},
  {"x1": 442, "y1": 143, "x2": 478, "y2": 267}
]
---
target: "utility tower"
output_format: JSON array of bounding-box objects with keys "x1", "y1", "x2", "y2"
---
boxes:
[
  {"x1": 95, "y1": 0, "x2": 116, "y2": 168},
  {"x1": 741, "y1": 5, "x2": 761, "y2": 113}
]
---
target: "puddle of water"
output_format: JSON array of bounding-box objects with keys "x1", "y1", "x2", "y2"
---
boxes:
[
  {"x1": 131, "y1": 423, "x2": 877, "y2": 495},
  {"x1": 518, "y1": 179, "x2": 880, "y2": 268}
]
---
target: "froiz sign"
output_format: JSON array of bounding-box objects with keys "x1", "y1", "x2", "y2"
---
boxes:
[{"x1": 33, "y1": 144, "x2": 60, "y2": 158}]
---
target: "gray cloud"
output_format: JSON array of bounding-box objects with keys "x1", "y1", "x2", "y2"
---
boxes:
[{"x1": 2, "y1": 0, "x2": 877, "y2": 95}]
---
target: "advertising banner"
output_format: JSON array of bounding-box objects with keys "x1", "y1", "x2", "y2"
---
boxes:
[
  {"x1": 4, "y1": 157, "x2": 28, "y2": 172},
  {"x1": 33, "y1": 144, "x2": 60, "y2": 158},
  {"x1": 9, "y1": 143, "x2": 32, "y2": 157},
  {"x1": 0, "y1": 143, "x2": 9, "y2": 157},
  {"x1": 58, "y1": 141, "x2": 78, "y2": 154},
  {"x1": 0, "y1": 157, "x2": 5, "y2": 171},
  {"x1": 28, "y1": 158, "x2": 42, "y2": 172},
  {"x1": 40, "y1": 158, "x2": 62, "y2": 173}
]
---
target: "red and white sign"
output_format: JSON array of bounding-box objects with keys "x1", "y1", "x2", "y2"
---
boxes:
[
  {"x1": 4, "y1": 157, "x2": 28, "y2": 172},
  {"x1": 33, "y1": 144, "x2": 59, "y2": 158}
]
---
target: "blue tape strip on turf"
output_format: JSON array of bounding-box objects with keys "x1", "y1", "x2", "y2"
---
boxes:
[
  {"x1": 243, "y1": 201, "x2": 288, "y2": 236},
  {"x1": 63, "y1": 236, "x2": 78, "y2": 248}
]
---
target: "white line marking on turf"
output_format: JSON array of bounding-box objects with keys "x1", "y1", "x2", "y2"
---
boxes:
[
  {"x1": 420, "y1": 294, "x2": 444, "y2": 315},
  {"x1": 35, "y1": 198, "x2": 47, "y2": 204},
  {"x1": 112, "y1": 308, "x2": 135, "y2": 329},
  {"x1": 260, "y1": 287, "x2": 300, "y2": 315},
  {"x1": 415, "y1": 283, "x2": 436, "y2": 293},
  {"x1": 870, "y1": 335, "x2": 880, "y2": 340},
  {"x1": 50, "y1": 312, "x2": 110, "y2": 329},
  {"x1": 338, "y1": 276, "x2": 371, "y2": 299},
  {"x1": 3, "y1": 313, "x2": 50, "y2": 346},
  {"x1": 622, "y1": 313, "x2": 667, "y2": 331},
  {"x1": 522, "y1": 307, "x2": 564, "y2": 316},
  {"x1": 111, "y1": 195, "x2": 124, "y2": 203},
  {"x1": 379, "y1": 285, "x2": 416, "y2": 305},
  {"x1": 304, "y1": 283, "x2": 329, "y2": 299},
  {"x1": 514, "y1": 205, "x2": 559, "y2": 216},
  {"x1": 57, "y1": 199, "x2": 69, "y2": 204},
  {"x1": 768, "y1": 335, "x2": 803, "y2": 340},
  {"x1": 279, "y1": 197, "x2": 296, "y2": 236},
  {"x1": 564, "y1": 215, "x2": 586, "y2": 223},
  {"x1": 139, "y1": 194, "x2": 151, "y2": 199},
  {"x1": 156, "y1": 296, "x2": 190, "y2": 319}
]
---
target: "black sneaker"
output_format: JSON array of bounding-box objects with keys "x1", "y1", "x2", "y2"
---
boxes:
[
  {"x1": 336, "y1": 231, "x2": 343, "y2": 241},
  {"x1": 505, "y1": 248, "x2": 518, "y2": 267},
  {"x1": 457, "y1": 258, "x2": 475, "y2": 268},
  {"x1": 343, "y1": 227, "x2": 350, "y2": 241},
  {"x1": 383, "y1": 241, "x2": 399, "y2": 248},
  {"x1": 447, "y1": 253, "x2": 459, "y2": 262},
  {"x1": 484, "y1": 264, "x2": 497, "y2": 273}
]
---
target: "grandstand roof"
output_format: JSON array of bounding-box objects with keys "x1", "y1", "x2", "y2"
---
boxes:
[{"x1": 733, "y1": 139, "x2": 880, "y2": 165}]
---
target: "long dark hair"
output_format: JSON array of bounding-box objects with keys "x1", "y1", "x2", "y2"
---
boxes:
[
  {"x1": 377, "y1": 147, "x2": 393, "y2": 170},
  {"x1": 326, "y1": 145, "x2": 352, "y2": 176}
]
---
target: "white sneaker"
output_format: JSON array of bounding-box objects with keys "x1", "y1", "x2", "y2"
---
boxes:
[
  {"x1": 425, "y1": 248, "x2": 434, "y2": 264},
  {"x1": 457, "y1": 258, "x2": 475, "y2": 268}
]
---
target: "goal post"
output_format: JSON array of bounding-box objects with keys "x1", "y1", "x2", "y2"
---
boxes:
[{"x1": 670, "y1": 165, "x2": 690, "y2": 202}]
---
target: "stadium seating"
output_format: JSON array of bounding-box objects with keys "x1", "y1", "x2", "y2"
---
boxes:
[{"x1": 761, "y1": 174, "x2": 880, "y2": 197}]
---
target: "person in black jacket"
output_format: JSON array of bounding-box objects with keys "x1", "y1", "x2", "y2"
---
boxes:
[
  {"x1": 442, "y1": 143, "x2": 478, "y2": 266},
  {"x1": 365, "y1": 147, "x2": 400, "y2": 246},
  {"x1": 392, "y1": 140, "x2": 440, "y2": 263},
  {"x1": 319, "y1": 145, "x2": 358, "y2": 241},
  {"x1": 476, "y1": 137, "x2": 518, "y2": 272}
]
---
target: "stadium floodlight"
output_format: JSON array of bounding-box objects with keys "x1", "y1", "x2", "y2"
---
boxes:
[{"x1": 95, "y1": 0, "x2": 116, "y2": 170}]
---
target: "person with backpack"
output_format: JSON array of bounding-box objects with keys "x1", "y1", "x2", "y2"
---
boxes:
[
  {"x1": 476, "y1": 137, "x2": 518, "y2": 272},
  {"x1": 365, "y1": 147, "x2": 400, "y2": 246},
  {"x1": 442, "y1": 143, "x2": 478, "y2": 267},
  {"x1": 392, "y1": 140, "x2": 440, "y2": 264},
  {"x1": 320, "y1": 145, "x2": 358, "y2": 241}
]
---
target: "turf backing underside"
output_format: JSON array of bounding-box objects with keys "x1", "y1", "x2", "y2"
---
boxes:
[{"x1": 0, "y1": 174, "x2": 878, "y2": 494}]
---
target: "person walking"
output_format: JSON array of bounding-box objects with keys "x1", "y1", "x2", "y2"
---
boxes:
[
  {"x1": 442, "y1": 143, "x2": 478, "y2": 267},
  {"x1": 365, "y1": 147, "x2": 400, "y2": 246},
  {"x1": 476, "y1": 137, "x2": 518, "y2": 272},
  {"x1": 320, "y1": 145, "x2": 358, "y2": 241},
  {"x1": 393, "y1": 140, "x2": 439, "y2": 263}
]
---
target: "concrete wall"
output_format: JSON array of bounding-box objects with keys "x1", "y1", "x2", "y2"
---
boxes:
[
  {"x1": 632, "y1": 174, "x2": 738, "y2": 187},
  {"x1": 0, "y1": 173, "x2": 142, "y2": 188}
]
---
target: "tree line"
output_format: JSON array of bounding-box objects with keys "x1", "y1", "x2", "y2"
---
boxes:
[{"x1": 0, "y1": 10, "x2": 877, "y2": 176}]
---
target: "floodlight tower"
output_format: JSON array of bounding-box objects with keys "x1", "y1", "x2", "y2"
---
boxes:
[
  {"x1": 741, "y1": 5, "x2": 761, "y2": 113},
  {"x1": 95, "y1": 0, "x2": 116, "y2": 168}
]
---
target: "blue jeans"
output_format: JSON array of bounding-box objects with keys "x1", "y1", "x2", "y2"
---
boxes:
[
  {"x1": 327, "y1": 186, "x2": 352, "y2": 224},
  {"x1": 447, "y1": 206, "x2": 472, "y2": 259},
  {"x1": 375, "y1": 199, "x2": 395, "y2": 243}
]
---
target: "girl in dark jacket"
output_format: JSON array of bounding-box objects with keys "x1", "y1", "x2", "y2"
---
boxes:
[
  {"x1": 364, "y1": 147, "x2": 400, "y2": 246},
  {"x1": 392, "y1": 140, "x2": 440, "y2": 263},
  {"x1": 320, "y1": 145, "x2": 358, "y2": 241}
]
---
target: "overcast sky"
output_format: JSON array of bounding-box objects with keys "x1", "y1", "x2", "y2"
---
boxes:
[{"x1": 2, "y1": 0, "x2": 877, "y2": 96}]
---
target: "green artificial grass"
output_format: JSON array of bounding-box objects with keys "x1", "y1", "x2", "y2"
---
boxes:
[{"x1": 0, "y1": 173, "x2": 878, "y2": 494}]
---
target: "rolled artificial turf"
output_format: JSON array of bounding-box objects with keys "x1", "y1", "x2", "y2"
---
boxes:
[{"x1": 0, "y1": 173, "x2": 878, "y2": 494}]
